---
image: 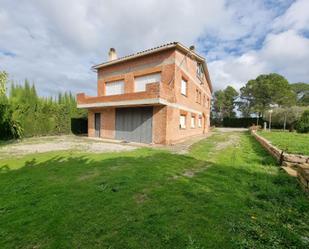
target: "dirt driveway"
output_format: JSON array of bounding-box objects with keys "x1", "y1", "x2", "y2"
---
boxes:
[
  {"x1": 0, "y1": 135, "x2": 137, "y2": 159},
  {"x1": 0, "y1": 129, "x2": 247, "y2": 159}
]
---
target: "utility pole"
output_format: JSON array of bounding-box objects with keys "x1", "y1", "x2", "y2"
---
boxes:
[
  {"x1": 283, "y1": 112, "x2": 287, "y2": 131},
  {"x1": 269, "y1": 110, "x2": 273, "y2": 131}
]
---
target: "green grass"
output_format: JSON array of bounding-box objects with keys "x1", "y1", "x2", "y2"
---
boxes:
[
  {"x1": 258, "y1": 130, "x2": 309, "y2": 155},
  {"x1": 0, "y1": 132, "x2": 308, "y2": 249}
]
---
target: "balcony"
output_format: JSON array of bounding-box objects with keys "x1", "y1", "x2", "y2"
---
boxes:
[{"x1": 77, "y1": 82, "x2": 165, "y2": 108}]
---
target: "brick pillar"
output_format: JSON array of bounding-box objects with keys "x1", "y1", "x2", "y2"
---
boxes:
[
  {"x1": 88, "y1": 111, "x2": 95, "y2": 137},
  {"x1": 125, "y1": 73, "x2": 134, "y2": 93}
]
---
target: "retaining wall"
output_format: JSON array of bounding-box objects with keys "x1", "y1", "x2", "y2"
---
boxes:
[{"x1": 251, "y1": 131, "x2": 309, "y2": 193}]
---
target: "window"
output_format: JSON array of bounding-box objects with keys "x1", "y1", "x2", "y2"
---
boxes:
[
  {"x1": 191, "y1": 116, "x2": 195, "y2": 128},
  {"x1": 198, "y1": 116, "x2": 202, "y2": 128},
  {"x1": 197, "y1": 63, "x2": 204, "y2": 79},
  {"x1": 105, "y1": 80, "x2": 124, "y2": 96},
  {"x1": 203, "y1": 95, "x2": 206, "y2": 106},
  {"x1": 181, "y1": 78, "x2": 187, "y2": 96},
  {"x1": 135, "y1": 73, "x2": 161, "y2": 92},
  {"x1": 196, "y1": 89, "x2": 202, "y2": 104},
  {"x1": 179, "y1": 115, "x2": 186, "y2": 129}
]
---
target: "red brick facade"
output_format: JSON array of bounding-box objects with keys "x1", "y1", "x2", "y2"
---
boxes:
[{"x1": 77, "y1": 43, "x2": 212, "y2": 144}]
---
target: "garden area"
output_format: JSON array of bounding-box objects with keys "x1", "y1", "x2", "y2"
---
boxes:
[
  {"x1": 257, "y1": 131, "x2": 309, "y2": 155},
  {"x1": 1, "y1": 131, "x2": 308, "y2": 249}
]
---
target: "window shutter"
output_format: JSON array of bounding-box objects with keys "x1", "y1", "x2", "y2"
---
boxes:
[
  {"x1": 191, "y1": 116, "x2": 195, "y2": 128},
  {"x1": 198, "y1": 116, "x2": 202, "y2": 127},
  {"x1": 181, "y1": 79, "x2": 187, "y2": 96},
  {"x1": 179, "y1": 115, "x2": 186, "y2": 128},
  {"x1": 135, "y1": 73, "x2": 161, "y2": 92},
  {"x1": 105, "y1": 80, "x2": 124, "y2": 96}
]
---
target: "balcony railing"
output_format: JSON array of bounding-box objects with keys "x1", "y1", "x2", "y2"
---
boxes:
[{"x1": 77, "y1": 82, "x2": 162, "y2": 108}]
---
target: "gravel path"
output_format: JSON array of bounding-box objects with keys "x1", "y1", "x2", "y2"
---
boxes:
[
  {"x1": 0, "y1": 135, "x2": 137, "y2": 159},
  {"x1": 215, "y1": 127, "x2": 248, "y2": 132}
]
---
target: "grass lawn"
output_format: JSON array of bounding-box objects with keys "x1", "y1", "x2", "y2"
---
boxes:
[
  {"x1": 0, "y1": 132, "x2": 308, "y2": 249},
  {"x1": 258, "y1": 130, "x2": 309, "y2": 155}
]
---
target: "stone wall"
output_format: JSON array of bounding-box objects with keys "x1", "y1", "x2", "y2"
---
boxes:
[
  {"x1": 251, "y1": 131, "x2": 309, "y2": 193},
  {"x1": 297, "y1": 165, "x2": 309, "y2": 193}
]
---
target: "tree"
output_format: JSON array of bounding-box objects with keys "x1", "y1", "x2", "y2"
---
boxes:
[
  {"x1": 296, "y1": 110, "x2": 309, "y2": 133},
  {"x1": 0, "y1": 71, "x2": 8, "y2": 96},
  {"x1": 0, "y1": 71, "x2": 23, "y2": 139},
  {"x1": 239, "y1": 73, "x2": 296, "y2": 119},
  {"x1": 290, "y1": 82, "x2": 309, "y2": 106},
  {"x1": 212, "y1": 86, "x2": 239, "y2": 122},
  {"x1": 223, "y1": 86, "x2": 239, "y2": 118},
  {"x1": 264, "y1": 106, "x2": 308, "y2": 131}
]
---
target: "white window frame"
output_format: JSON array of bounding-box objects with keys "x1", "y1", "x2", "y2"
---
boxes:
[
  {"x1": 134, "y1": 73, "x2": 161, "y2": 92},
  {"x1": 198, "y1": 116, "x2": 202, "y2": 128},
  {"x1": 179, "y1": 115, "x2": 186, "y2": 129},
  {"x1": 105, "y1": 80, "x2": 124, "y2": 96},
  {"x1": 197, "y1": 63, "x2": 204, "y2": 79},
  {"x1": 181, "y1": 78, "x2": 187, "y2": 96},
  {"x1": 191, "y1": 116, "x2": 195, "y2": 128}
]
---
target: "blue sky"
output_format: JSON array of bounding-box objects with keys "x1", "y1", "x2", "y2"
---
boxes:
[{"x1": 0, "y1": 0, "x2": 308, "y2": 96}]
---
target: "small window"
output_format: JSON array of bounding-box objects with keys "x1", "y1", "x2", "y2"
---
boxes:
[
  {"x1": 196, "y1": 90, "x2": 201, "y2": 104},
  {"x1": 135, "y1": 73, "x2": 161, "y2": 92},
  {"x1": 197, "y1": 63, "x2": 204, "y2": 79},
  {"x1": 181, "y1": 79, "x2": 187, "y2": 96},
  {"x1": 180, "y1": 115, "x2": 186, "y2": 129},
  {"x1": 105, "y1": 80, "x2": 124, "y2": 96},
  {"x1": 198, "y1": 116, "x2": 202, "y2": 128},
  {"x1": 191, "y1": 116, "x2": 195, "y2": 128},
  {"x1": 203, "y1": 95, "x2": 206, "y2": 106}
]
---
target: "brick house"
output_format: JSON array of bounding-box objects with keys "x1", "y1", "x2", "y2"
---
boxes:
[{"x1": 77, "y1": 42, "x2": 212, "y2": 144}]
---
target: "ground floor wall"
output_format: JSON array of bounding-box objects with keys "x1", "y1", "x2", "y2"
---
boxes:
[
  {"x1": 165, "y1": 106, "x2": 210, "y2": 144},
  {"x1": 87, "y1": 105, "x2": 210, "y2": 144}
]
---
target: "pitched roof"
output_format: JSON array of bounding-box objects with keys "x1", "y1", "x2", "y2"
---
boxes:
[{"x1": 92, "y1": 42, "x2": 212, "y2": 92}]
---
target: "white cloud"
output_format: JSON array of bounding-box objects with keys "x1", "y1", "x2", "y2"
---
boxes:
[
  {"x1": 208, "y1": 52, "x2": 267, "y2": 90},
  {"x1": 208, "y1": 0, "x2": 309, "y2": 90},
  {"x1": 272, "y1": 0, "x2": 309, "y2": 32},
  {"x1": 0, "y1": 0, "x2": 308, "y2": 96},
  {"x1": 261, "y1": 30, "x2": 309, "y2": 81}
]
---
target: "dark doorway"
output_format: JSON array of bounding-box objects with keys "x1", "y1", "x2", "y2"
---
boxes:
[
  {"x1": 115, "y1": 107, "x2": 153, "y2": 143},
  {"x1": 94, "y1": 113, "x2": 101, "y2": 137}
]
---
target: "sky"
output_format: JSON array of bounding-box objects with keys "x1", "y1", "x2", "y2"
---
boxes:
[{"x1": 0, "y1": 0, "x2": 308, "y2": 96}]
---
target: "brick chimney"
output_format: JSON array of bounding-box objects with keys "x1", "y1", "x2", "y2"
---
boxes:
[{"x1": 108, "y1": 48, "x2": 117, "y2": 61}]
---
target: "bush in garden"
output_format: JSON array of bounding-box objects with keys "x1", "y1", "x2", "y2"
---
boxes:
[{"x1": 296, "y1": 110, "x2": 309, "y2": 133}]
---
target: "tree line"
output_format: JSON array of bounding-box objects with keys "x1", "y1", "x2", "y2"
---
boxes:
[
  {"x1": 212, "y1": 73, "x2": 309, "y2": 132},
  {"x1": 0, "y1": 71, "x2": 87, "y2": 140}
]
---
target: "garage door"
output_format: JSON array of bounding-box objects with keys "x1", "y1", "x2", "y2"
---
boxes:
[{"x1": 115, "y1": 107, "x2": 153, "y2": 143}]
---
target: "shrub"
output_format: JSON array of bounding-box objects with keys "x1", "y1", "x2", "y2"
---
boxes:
[
  {"x1": 222, "y1": 117, "x2": 263, "y2": 128},
  {"x1": 296, "y1": 110, "x2": 309, "y2": 133}
]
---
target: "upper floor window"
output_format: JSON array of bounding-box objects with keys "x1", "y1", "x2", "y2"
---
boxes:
[
  {"x1": 196, "y1": 89, "x2": 199, "y2": 103},
  {"x1": 180, "y1": 79, "x2": 188, "y2": 96},
  {"x1": 181, "y1": 78, "x2": 187, "y2": 96},
  {"x1": 135, "y1": 73, "x2": 161, "y2": 92},
  {"x1": 197, "y1": 63, "x2": 204, "y2": 80},
  {"x1": 105, "y1": 80, "x2": 124, "y2": 96},
  {"x1": 196, "y1": 89, "x2": 202, "y2": 104}
]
